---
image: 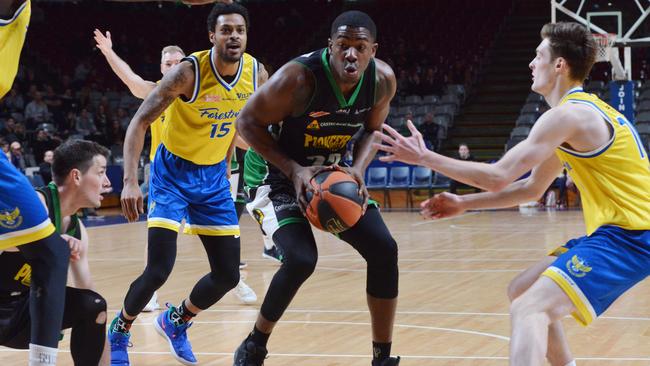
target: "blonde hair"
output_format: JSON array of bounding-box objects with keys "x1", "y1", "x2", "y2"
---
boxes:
[{"x1": 160, "y1": 45, "x2": 185, "y2": 63}]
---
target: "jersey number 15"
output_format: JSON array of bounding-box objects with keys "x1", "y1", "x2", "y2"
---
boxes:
[{"x1": 210, "y1": 122, "x2": 232, "y2": 139}]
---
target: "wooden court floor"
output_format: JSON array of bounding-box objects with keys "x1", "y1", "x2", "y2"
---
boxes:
[{"x1": 2, "y1": 209, "x2": 649, "y2": 365}]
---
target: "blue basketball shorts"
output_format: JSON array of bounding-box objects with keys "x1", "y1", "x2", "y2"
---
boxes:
[
  {"x1": 0, "y1": 154, "x2": 55, "y2": 248},
  {"x1": 543, "y1": 225, "x2": 650, "y2": 326},
  {"x1": 147, "y1": 145, "x2": 239, "y2": 236}
]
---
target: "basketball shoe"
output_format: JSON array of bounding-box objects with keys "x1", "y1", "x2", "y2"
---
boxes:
[
  {"x1": 153, "y1": 305, "x2": 197, "y2": 365},
  {"x1": 372, "y1": 356, "x2": 401, "y2": 366},
  {"x1": 142, "y1": 291, "x2": 160, "y2": 312},
  {"x1": 233, "y1": 335, "x2": 268, "y2": 366},
  {"x1": 262, "y1": 246, "x2": 284, "y2": 263},
  {"x1": 233, "y1": 279, "x2": 257, "y2": 304},
  {"x1": 108, "y1": 317, "x2": 131, "y2": 366}
]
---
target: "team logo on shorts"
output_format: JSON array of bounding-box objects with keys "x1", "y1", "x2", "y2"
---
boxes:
[
  {"x1": 0, "y1": 207, "x2": 23, "y2": 229},
  {"x1": 566, "y1": 255, "x2": 592, "y2": 278},
  {"x1": 148, "y1": 200, "x2": 156, "y2": 215},
  {"x1": 252, "y1": 209, "x2": 265, "y2": 225}
]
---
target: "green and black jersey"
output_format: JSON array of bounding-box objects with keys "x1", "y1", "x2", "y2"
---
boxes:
[
  {"x1": 36, "y1": 182, "x2": 81, "y2": 240},
  {"x1": 244, "y1": 48, "x2": 377, "y2": 190}
]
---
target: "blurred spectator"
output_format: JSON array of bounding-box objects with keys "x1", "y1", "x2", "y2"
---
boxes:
[
  {"x1": 421, "y1": 67, "x2": 443, "y2": 96},
  {"x1": 32, "y1": 129, "x2": 60, "y2": 164},
  {"x1": 9, "y1": 141, "x2": 26, "y2": 172},
  {"x1": 43, "y1": 85, "x2": 63, "y2": 121},
  {"x1": 397, "y1": 69, "x2": 409, "y2": 96},
  {"x1": 116, "y1": 107, "x2": 130, "y2": 129},
  {"x1": 418, "y1": 112, "x2": 439, "y2": 150},
  {"x1": 75, "y1": 108, "x2": 97, "y2": 137},
  {"x1": 24, "y1": 91, "x2": 50, "y2": 126},
  {"x1": 12, "y1": 123, "x2": 28, "y2": 144},
  {"x1": 39, "y1": 150, "x2": 54, "y2": 184},
  {"x1": 60, "y1": 111, "x2": 79, "y2": 138},
  {"x1": 0, "y1": 117, "x2": 19, "y2": 143},
  {"x1": 1, "y1": 140, "x2": 9, "y2": 160},
  {"x1": 95, "y1": 104, "x2": 111, "y2": 133},
  {"x1": 3, "y1": 88, "x2": 25, "y2": 113},
  {"x1": 106, "y1": 118, "x2": 126, "y2": 146},
  {"x1": 61, "y1": 88, "x2": 79, "y2": 113},
  {"x1": 449, "y1": 143, "x2": 480, "y2": 194}
]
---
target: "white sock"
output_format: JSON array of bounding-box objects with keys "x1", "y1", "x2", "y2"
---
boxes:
[
  {"x1": 29, "y1": 344, "x2": 58, "y2": 366},
  {"x1": 564, "y1": 361, "x2": 576, "y2": 366}
]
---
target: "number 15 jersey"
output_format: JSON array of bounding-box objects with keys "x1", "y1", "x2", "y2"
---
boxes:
[{"x1": 162, "y1": 48, "x2": 260, "y2": 165}]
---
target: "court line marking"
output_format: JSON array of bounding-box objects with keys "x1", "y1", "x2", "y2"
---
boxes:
[
  {"x1": 316, "y1": 266, "x2": 524, "y2": 273},
  {"x1": 87, "y1": 257, "x2": 539, "y2": 263},
  {"x1": 410, "y1": 212, "x2": 481, "y2": 226},
  {"x1": 3, "y1": 348, "x2": 649, "y2": 361},
  {"x1": 109, "y1": 308, "x2": 650, "y2": 321}
]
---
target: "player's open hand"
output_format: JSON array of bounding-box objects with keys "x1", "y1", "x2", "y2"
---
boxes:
[
  {"x1": 93, "y1": 29, "x2": 113, "y2": 55},
  {"x1": 290, "y1": 165, "x2": 327, "y2": 214},
  {"x1": 61, "y1": 234, "x2": 81, "y2": 262},
  {"x1": 338, "y1": 165, "x2": 369, "y2": 213},
  {"x1": 373, "y1": 120, "x2": 431, "y2": 165},
  {"x1": 120, "y1": 182, "x2": 144, "y2": 223},
  {"x1": 420, "y1": 192, "x2": 465, "y2": 220}
]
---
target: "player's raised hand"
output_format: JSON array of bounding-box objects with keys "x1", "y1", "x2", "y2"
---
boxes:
[
  {"x1": 93, "y1": 29, "x2": 113, "y2": 55},
  {"x1": 373, "y1": 120, "x2": 430, "y2": 165},
  {"x1": 120, "y1": 182, "x2": 144, "y2": 223},
  {"x1": 420, "y1": 192, "x2": 465, "y2": 220}
]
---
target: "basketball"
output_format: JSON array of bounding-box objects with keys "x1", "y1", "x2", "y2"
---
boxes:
[{"x1": 305, "y1": 170, "x2": 364, "y2": 233}]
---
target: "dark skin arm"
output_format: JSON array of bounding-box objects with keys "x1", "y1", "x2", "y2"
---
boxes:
[
  {"x1": 121, "y1": 61, "x2": 194, "y2": 222},
  {"x1": 237, "y1": 59, "x2": 396, "y2": 212}
]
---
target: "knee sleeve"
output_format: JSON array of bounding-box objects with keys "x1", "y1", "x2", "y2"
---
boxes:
[
  {"x1": 189, "y1": 235, "x2": 241, "y2": 310},
  {"x1": 282, "y1": 249, "x2": 318, "y2": 283},
  {"x1": 365, "y1": 236, "x2": 399, "y2": 299}
]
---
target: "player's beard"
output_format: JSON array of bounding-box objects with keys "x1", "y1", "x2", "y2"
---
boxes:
[{"x1": 218, "y1": 45, "x2": 242, "y2": 64}]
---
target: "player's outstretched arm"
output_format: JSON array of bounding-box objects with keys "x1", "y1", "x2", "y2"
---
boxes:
[
  {"x1": 375, "y1": 107, "x2": 576, "y2": 192},
  {"x1": 121, "y1": 61, "x2": 194, "y2": 222},
  {"x1": 93, "y1": 29, "x2": 156, "y2": 99},
  {"x1": 421, "y1": 154, "x2": 563, "y2": 219}
]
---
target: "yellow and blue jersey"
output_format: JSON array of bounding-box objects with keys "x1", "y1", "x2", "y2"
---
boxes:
[
  {"x1": 542, "y1": 87, "x2": 650, "y2": 327},
  {"x1": 148, "y1": 48, "x2": 258, "y2": 236},
  {"x1": 0, "y1": 0, "x2": 30, "y2": 99},
  {"x1": 555, "y1": 87, "x2": 650, "y2": 236},
  {"x1": 161, "y1": 49, "x2": 259, "y2": 165}
]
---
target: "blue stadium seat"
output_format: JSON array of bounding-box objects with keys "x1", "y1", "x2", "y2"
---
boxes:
[
  {"x1": 366, "y1": 167, "x2": 388, "y2": 207},
  {"x1": 387, "y1": 166, "x2": 410, "y2": 209},
  {"x1": 432, "y1": 171, "x2": 451, "y2": 189},
  {"x1": 28, "y1": 174, "x2": 45, "y2": 188},
  {"x1": 409, "y1": 167, "x2": 433, "y2": 208}
]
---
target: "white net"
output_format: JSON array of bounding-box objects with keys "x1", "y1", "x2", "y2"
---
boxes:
[{"x1": 593, "y1": 33, "x2": 617, "y2": 63}]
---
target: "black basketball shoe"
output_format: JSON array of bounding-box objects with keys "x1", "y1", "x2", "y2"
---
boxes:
[
  {"x1": 372, "y1": 356, "x2": 401, "y2": 366},
  {"x1": 233, "y1": 336, "x2": 268, "y2": 366}
]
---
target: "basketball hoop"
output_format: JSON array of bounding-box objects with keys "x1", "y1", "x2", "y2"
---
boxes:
[{"x1": 593, "y1": 33, "x2": 617, "y2": 63}]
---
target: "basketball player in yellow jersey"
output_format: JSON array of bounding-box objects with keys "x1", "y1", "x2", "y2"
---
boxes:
[
  {"x1": 109, "y1": 3, "x2": 267, "y2": 365},
  {"x1": 376, "y1": 22, "x2": 650, "y2": 366},
  {"x1": 94, "y1": 30, "x2": 257, "y2": 308}
]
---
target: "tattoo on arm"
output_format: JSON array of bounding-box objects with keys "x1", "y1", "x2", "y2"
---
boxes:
[{"x1": 258, "y1": 62, "x2": 269, "y2": 87}]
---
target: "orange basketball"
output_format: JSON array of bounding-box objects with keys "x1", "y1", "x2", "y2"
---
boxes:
[{"x1": 305, "y1": 170, "x2": 364, "y2": 233}]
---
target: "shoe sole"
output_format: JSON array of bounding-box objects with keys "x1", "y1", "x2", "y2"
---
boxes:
[
  {"x1": 142, "y1": 302, "x2": 161, "y2": 312},
  {"x1": 262, "y1": 253, "x2": 282, "y2": 263},
  {"x1": 152, "y1": 316, "x2": 197, "y2": 366},
  {"x1": 239, "y1": 263, "x2": 248, "y2": 269}
]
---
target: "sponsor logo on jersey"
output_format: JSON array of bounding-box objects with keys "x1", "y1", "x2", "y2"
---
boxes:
[
  {"x1": 566, "y1": 255, "x2": 592, "y2": 278},
  {"x1": 199, "y1": 108, "x2": 240, "y2": 121},
  {"x1": 304, "y1": 134, "x2": 352, "y2": 150},
  {"x1": 237, "y1": 92, "x2": 252, "y2": 101},
  {"x1": 308, "y1": 111, "x2": 330, "y2": 118},
  {"x1": 0, "y1": 207, "x2": 22, "y2": 229},
  {"x1": 306, "y1": 120, "x2": 320, "y2": 130},
  {"x1": 204, "y1": 94, "x2": 222, "y2": 103},
  {"x1": 563, "y1": 162, "x2": 572, "y2": 171},
  {"x1": 336, "y1": 108, "x2": 351, "y2": 114}
]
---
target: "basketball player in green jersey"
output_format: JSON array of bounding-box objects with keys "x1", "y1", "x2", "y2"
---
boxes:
[{"x1": 234, "y1": 10, "x2": 400, "y2": 366}]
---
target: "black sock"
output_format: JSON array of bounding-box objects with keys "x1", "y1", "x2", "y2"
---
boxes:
[
  {"x1": 249, "y1": 326, "x2": 270, "y2": 348},
  {"x1": 112, "y1": 311, "x2": 134, "y2": 334},
  {"x1": 170, "y1": 301, "x2": 197, "y2": 326},
  {"x1": 372, "y1": 341, "x2": 391, "y2": 361}
]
